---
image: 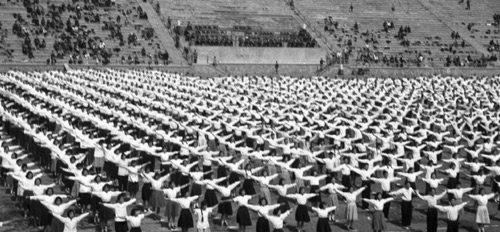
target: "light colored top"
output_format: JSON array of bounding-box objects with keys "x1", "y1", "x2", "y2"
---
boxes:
[
  {"x1": 52, "y1": 212, "x2": 90, "y2": 232},
  {"x1": 103, "y1": 199, "x2": 136, "y2": 222},
  {"x1": 194, "y1": 207, "x2": 214, "y2": 229},
  {"x1": 263, "y1": 210, "x2": 292, "y2": 229},
  {"x1": 447, "y1": 188, "x2": 473, "y2": 199},
  {"x1": 468, "y1": 194, "x2": 495, "y2": 206},
  {"x1": 417, "y1": 191, "x2": 447, "y2": 207},
  {"x1": 390, "y1": 187, "x2": 415, "y2": 201},
  {"x1": 362, "y1": 198, "x2": 393, "y2": 211},
  {"x1": 170, "y1": 196, "x2": 199, "y2": 208},
  {"x1": 370, "y1": 177, "x2": 401, "y2": 191},
  {"x1": 311, "y1": 206, "x2": 337, "y2": 217},
  {"x1": 435, "y1": 202, "x2": 468, "y2": 221},
  {"x1": 286, "y1": 193, "x2": 317, "y2": 205},
  {"x1": 126, "y1": 214, "x2": 145, "y2": 228}
]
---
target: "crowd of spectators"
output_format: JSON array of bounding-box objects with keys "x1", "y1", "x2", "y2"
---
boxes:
[
  {"x1": 180, "y1": 24, "x2": 318, "y2": 48},
  {"x1": 6, "y1": 0, "x2": 164, "y2": 65}
]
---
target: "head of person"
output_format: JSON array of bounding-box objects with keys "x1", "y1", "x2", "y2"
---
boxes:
[
  {"x1": 449, "y1": 197, "x2": 456, "y2": 206},
  {"x1": 54, "y1": 197, "x2": 63, "y2": 206},
  {"x1": 479, "y1": 188, "x2": 486, "y2": 195},
  {"x1": 153, "y1": 172, "x2": 160, "y2": 180},
  {"x1": 430, "y1": 188, "x2": 436, "y2": 196},
  {"x1": 299, "y1": 187, "x2": 305, "y2": 194},
  {"x1": 67, "y1": 210, "x2": 75, "y2": 219},
  {"x1": 376, "y1": 192, "x2": 382, "y2": 200},
  {"x1": 117, "y1": 193, "x2": 126, "y2": 203},
  {"x1": 405, "y1": 181, "x2": 411, "y2": 189},
  {"x1": 259, "y1": 197, "x2": 268, "y2": 206},
  {"x1": 26, "y1": 171, "x2": 34, "y2": 179},
  {"x1": 45, "y1": 187, "x2": 54, "y2": 196},
  {"x1": 239, "y1": 188, "x2": 246, "y2": 196},
  {"x1": 200, "y1": 201, "x2": 207, "y2": 210},
  {"x1": 34, "y1": 178, "x2": 42, "y2": 186},
  {"x1": 103, "y1": 184, "x2": 110, "y2": 192}
]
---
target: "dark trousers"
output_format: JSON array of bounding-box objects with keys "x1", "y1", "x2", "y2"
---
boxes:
[
  {"x1": 117, "y1": 175, "x2": 128, "y2": 191},
  {"x1": 361, "y1": 180, "x2": 371, "y2": 209},
  {"x1": 115, "y1": 221, "x2": 128, "y2": 232},
  {"x1": 427, "y1": 208, "x2": 438, "y2": 232},
  {"x1": 446, "y1": 219, "x2": 459, "y2": 232},
  {"x1": 382, "y1": 191, "x2": 391, "y2": 218},
  {"x1": 401, "y1": 200, "x2": 412, "y2": 226}
]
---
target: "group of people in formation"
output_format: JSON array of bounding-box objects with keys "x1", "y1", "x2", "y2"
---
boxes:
[{"x1": 1, "y1": 70, "x2": 500, "y2": 232}]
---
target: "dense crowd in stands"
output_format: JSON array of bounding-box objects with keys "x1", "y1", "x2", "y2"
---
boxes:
[
  {"x1": 177, "y1": 24, "x2": 318, "y2": 48},
  {"x1": 5, "y1": 0, "x2": 166, "y2": 65}
]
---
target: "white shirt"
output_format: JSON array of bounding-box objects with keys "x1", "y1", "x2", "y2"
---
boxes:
[
  {"x1": 233, "y1": 195, "x2": 252, "y2": 206},
  {"x1": 363, "y1": 198, "x2": 393, "y2": 211},
  {"x1": 311, "y1": 206, "x2": 336, "y2": 217},
  {"x1": 435, "y1": 202, "x2": 468, "y2": 221},
  {"x1": 92, "y1": 191, "x2": 121, "y2": 203},
  {"x1": 52, "y1": 212, "x2": 90, "y2": 232},
  {"x1": 447, "y1": 188, "x2": 473, "y2": 199},
  {"x1": 417, "y1": 192, "x2": 447, "y2": 207},
  {"x1": 103, "y1": 199, "x2": 136, "y2": 222},
  {"x1": 287, "y1": 193, "x2": 317, "y2": 205},
  {"x1": 371, "y1": 177, "x2": 400, "y2": 191},
  {"x1": 194, "y1": 207, "x2": 213, "y2": 229},
  {"x1": 469, "y1": 194, "x2": 495, "y2": 206},
  {"x1": 264, "y1": 210, "x2": 291, "y2": 229},
  {"x1": 126, "y1": 214, "x2": 145, "y2": 228},
  {"x1": 390, "y1": 187, "x2": 414, "y2": 201},
  {"x1": 422, "y1": 178, "x2": 444, "y2": 189},
  {"x1": 170, "y1": 196, "x2": 198, "y2": 208}
]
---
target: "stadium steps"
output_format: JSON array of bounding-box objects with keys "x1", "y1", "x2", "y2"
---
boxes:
[{"x1": 135, "y1": 0, "x2": 187, "y2": 65}]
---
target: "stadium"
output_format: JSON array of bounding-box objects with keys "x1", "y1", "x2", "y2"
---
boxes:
[{"x1": 0, "y1": 0, "x2": 500, "y2": 232}]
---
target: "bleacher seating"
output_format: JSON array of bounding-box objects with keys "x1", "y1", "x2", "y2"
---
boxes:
[{"x1": 0, "y1": 0, "x2": 170, "y2": 65}]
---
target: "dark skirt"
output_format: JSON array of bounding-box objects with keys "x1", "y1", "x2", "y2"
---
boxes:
[
  {"x1": 242, "y1": 178, "x2": 256, "y2": 195},
  {"x1": 341, "y1": 175, "x2": 350, "y2": 191},
  {"x1": 204, "y1": 189, "x2": 218, "y2": 207},
  {"x1": 218, "y1": 197, "x2": 233, "y2": 215},
  {"x1": 256, "y1": 216, "x2": 270, "y2": 232},
  {"x1": 31, "y1": 198, "x2": 42, "y2": 218},
  {"x1": 178, "y1": 208, "x2": 194, "y2": 229},
  {"x1": 128, "y1": 181, "x2": 139, "y2": 195},
  {"x1": 23, "y1": 190, "x2": 34, "y2": 210},
  {"x1": 447, "y1": 177, "x2": 458, "y2": 189},
  {"x1": 141, "y1": 183, "x2": 152, "y2": 202},
  {"x1": 372, "y1": 211, "x2": 385, "y2": 231},
  {"x1": 316, "y1": 217, "x2": 331, "y2": 232},
  {"x1": 180, "y1": 175, "x2": 190, "y2": 196},
  {"x1": 229, "y1": 172, "x2": 240, "y2": 184},
  {"x1": 99, "y1": 204, "x2": 115, "y2": 222},
  {"x1": 310, "y1": 185, "x2": 321, "y2": 203},
  {"x1": 150, "y1": 190, "x2": 166, "y2": 208},
  {"x1": 78, "y1": 192, "x2": 92, "y2": 206},
  {"x1": 203, "y1": 165, "x2": 212, "y2": 179},
  {"x1": 91, "y1": 195, "x2": 102, "y2": 212},
  {"x1": 236, "y1": 206, "x2": 252, "y2": 226},
  {"x1": 274, "y1": 195, "x2": 290, "y2": 215},
  {"x1": 295, "y1": 204, "x2": 310, "y2": 222},
  {"x1": 217, "y1": 166, "x2": 228, "y2": 186},
  {"x1": 51, "y1": 215, "x2": 65, "y2": 232},
  {"x1": 165, "y1": 199, "x2": 179, "y2": 218},
  {"x1": 41, "y1": 205, "x2": 53, "y2": 227},
  {"x1": 190, "y1": 183, "x2": 202, "y2": 196},
  {"x1": 130, "y1": 227, "x2": 142, "y2": 232}
]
